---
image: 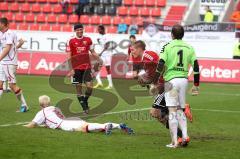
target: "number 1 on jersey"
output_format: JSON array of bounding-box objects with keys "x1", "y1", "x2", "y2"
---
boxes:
[{"x1": 177, "y1": 50, "x2": 184, "y2": 67}]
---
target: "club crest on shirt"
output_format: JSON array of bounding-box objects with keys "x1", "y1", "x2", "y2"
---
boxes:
[{"x1": 83, "y1": 41, "x2": 88, "y2": 45}]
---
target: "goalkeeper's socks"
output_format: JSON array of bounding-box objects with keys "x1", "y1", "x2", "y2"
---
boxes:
[
  {"x1": 87, "y1": 123, "x2": 106, "y2": 132},
  {"x1": 168, "y1": 112, "x2": 178, "y2": 145},
  {"x1": 177, "y1": 109, "x2": 188, "y2": 140},
  {"x1": 0, "y1": 88, "x2": 3, "y2": 98},
  {"x1": 177, "y1": 128, "x2": 183, "y2": 138}
]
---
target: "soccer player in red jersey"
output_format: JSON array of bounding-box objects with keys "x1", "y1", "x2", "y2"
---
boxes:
[{"x1": 67, "y1": 24, "x2": 100, "y2": 114}]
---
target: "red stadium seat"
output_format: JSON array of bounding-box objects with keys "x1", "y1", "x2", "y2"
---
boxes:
[
  {"x1": 40, "y1": 24, "x2": 51, "y2": 31},
  {"x1": 140, "y1": 7, "x2": 150, "y2": 16},
  {"x1": 15, "y1": 13, "x2": 24, "y2": 22},
  {"x1": 123, "y1": 0, "x2": 133, "y2": 6},
  {"x1": 146, "y1": 0, "x2": 155, "y2": 7},
  {"x1": 113, "y1": 16, "x2": 121, "y2": 25},
  {"x1": 17, "y1": 0, "x2": 26, "y2": 3},
  {"x1": 36, "y1": 14, "x2": 46, "y2": 23},
  {"x1": 3, "y1": 12, "x2": 14, "y2": 22},
  {"x1": 47, "y1": 14, "x2": 57, "y2": 23},
  {"x1": 62, "y1": 25, "x2": 72, "y2": 32},
  {"x1": 9, "y1": 23, "x2": 17, "y2": 30},
  {"x1": 42, "y1": 4, "x2": 52, "y2": 13},
  {"x1": 135, "y1": 0, "x2": 144, "y2": 6},
  {"x1": 37, "y1": 0, "x2": 47, "y2": 3},
  {"x1": 53, "y1": 4, "x2": 63, "y2": 14},
  {"x1": 79, "y1": 15, "x2": 89, "y2": 24},
  {"x1": 102, "y1": 15, "x2": 111, "y2": 25},
  {"x1": 107, "y1": 26, "x2": 117, "y2": 33},
  {"x1": 157, "y1": 0, "x2": 166, "y2": 7},
  {"x1": 85, "y1": 25, "x2": 95, "y2": 33},
  {"x1": 49, "y1": 0, "x2": 58, "y2": 3},
  {"x1": 32, "y1": 3, "x2": 41, "y2": 13},
  {"x1": 118, "y1": 6, "x2": 128, "y2": 16},
  {"x1": 27, "y1": 0, "x2": 36, "y2": 3},
  {"x1": 135, "y1": 16, "x2": 143, "y2": 26},
  {"x1": 25, "y1": 13, "x2": 35, "y2": 23},
  {"x1": 52, "y1": 25, "x2": 61, "y2": 31},
  {"x1": 67, "y1": 6, "x2": 73, "y2": 14},
  {"x1": 124, "y1": 16, "x2": 132, "y2": 25},
  {"x1": 18, "y1": 23, "x2": 29, "y2": 30},
  {"x1": 129, "y1": 7, "x2": 139, "y2": 16},
  {"x1": 151, "y1": 8, "x2": 161, "y2": 17},
  {"x1": 90, "y1": 15, "x2": 101, "y2": 25},
  {"x1": 69, "y1": 14, "x2": 79, "y2": 24},
  {"x1": 21, "y1": 3, "x2": 30, "y2": 12},
  {"x1": 0, "y1": 2, "x2": 8, "y2": 11},
  {"x1": 30, "y1": 23, "x2": 40, "y2": 30},
  {"x1": 70, "y1": 0, "x2": 78, "y2": 4},
  {"x1": 58, "y1": 14, "x2": 67, "y2": 23},
  {"x1": 146, "y1": 17, "x2": 156, "y2": 23},
  {"x1": 11, "y1": 3, "x2": 19, "y2": 12}
]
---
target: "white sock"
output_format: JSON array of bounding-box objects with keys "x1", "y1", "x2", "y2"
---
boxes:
[
  {"x1": 96, "y1": 72, "x2": 103, "y2": 85},
  {"x1": 177, "y1": 109, "x2": 188, "y2": 140},
  {"x1": 110, "y1": 123, "x2": 120, "y2": 129},
  {"x1": 0, "y1": 88, "x2": 3, "y2": 98},
  {"x1": 107, "y1": 74, "x2": 113, "y2": 87},
  {"x1": 3, "y1": 82, "x2": 7, "y2": 90},
  {"x1": 87, "y1": 123, "x2": 105, "y2": 132},
  {"x1": 168, "y1": 112, "x2": 178, "y2": 145},
  {"x1": 15, "y1": 89, "x2": 27, "y2": 106}
]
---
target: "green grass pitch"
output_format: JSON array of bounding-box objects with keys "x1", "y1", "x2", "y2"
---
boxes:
[{"x1": 0, "y1": 75, "x2": 240, "y2": 159}]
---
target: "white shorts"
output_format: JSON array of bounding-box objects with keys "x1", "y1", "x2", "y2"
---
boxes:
[
  {"x1": 0, "y1": 64, "x2": 6, "y2": 82},
  {"x1": 164, "y1": 78, "x2": 188, "y2": 108},
  {"x1": 101, "y1": 55, "x2": 112, "y2": 66},
  {"x1": 60, "y1": 119, "x2": 88, "y2": 131},
  {"x1": 2, "y1": 65, "x2": 17, "y2": 83}
]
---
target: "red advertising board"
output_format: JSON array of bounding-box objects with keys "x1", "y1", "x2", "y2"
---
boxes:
[{"x1": 17, "y1": 52, "x2": 240, "y2": 84}]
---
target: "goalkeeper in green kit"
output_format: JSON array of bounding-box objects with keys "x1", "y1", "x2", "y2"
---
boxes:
[{"x1": 153, "y1": 24, "x2": 200, "y2": 148}]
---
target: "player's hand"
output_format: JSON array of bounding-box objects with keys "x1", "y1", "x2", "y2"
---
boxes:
[
  {"x1": 191, "y1": 86, "x2": 199, "y2": 96},
  {"x1": 67, "y1": 70, "x2": 75, "y2": 77}
]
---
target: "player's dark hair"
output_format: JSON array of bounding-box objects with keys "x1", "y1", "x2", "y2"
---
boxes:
[
  {"x1": 134, "y1": 40, "x2": 146, "y2": 50},
  {"x1": 129, "y1": 35, "x2": 136, "y2": 39},
  {"x1": 74, "y1": 24, "x2": 83, "y2": 30},
  {"x1": 0, "y1": 17, "x2": 9, "y2": 26},
  {"x1": 171, "y1": 24, "x2": 184, "y2": 40},
  {"x1": 98, "y1": 25, "x2": 105, "y2": 31}
]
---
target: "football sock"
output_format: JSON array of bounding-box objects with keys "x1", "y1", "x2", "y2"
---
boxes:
[
  {"x1": 3, "y1": 82, "x2": 7, "y2": 90},
  {"x1": 177, "y1": 109, "x2": 188, "y2": 140},
  {"x1": 15, "y1": 89, "x2": 27, "y2": 106},
  {"x1": 87, "y1": 123, "x2": 106, "y2": 132},
  {"x1": 166, "y1": 121, "x2": 182, "y2": 138},
  {"x1": 77, "y1": 95, "x2": 87, "y2": 110},
  {"x1": 107, "y1": 74, "x2": 113, "y2": 87},
  {"x1": 168, "y1": 112, "x2": 178, "y2": 145},
  {"x1": 0, "y1": 88, "x2": 3, "y2": 98},
  {"x1": 96, "y1": 73, "x2": 103, "y2": 85}
]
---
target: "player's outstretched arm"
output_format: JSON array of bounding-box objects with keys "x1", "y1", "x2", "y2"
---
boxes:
[
  {"x1": 23, "y1": 121, "x2": 37, "y2": 128},
  {"x1": 0, "y1": 44, "x2": 11, "y2": 61},
  {"x1": 16, "y1": 38, "x2": 24, "y2": 49}
]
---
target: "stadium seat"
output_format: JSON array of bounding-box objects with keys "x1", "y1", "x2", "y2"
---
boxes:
[
  {"x1": 49, "y1": 0, "x2": 58, "y2": 3},
  {"x1": 135, "y1": 0, "x2": 144, "y2": 6},
  {"x1": 106, "y1": 5, "x2": 116, "y2": 15},
  {"x1": 32, "y1": 3, "x2": 41, "y2": 13},
  {"x1": 102, "y1": 0, "x2": 111, "y2": 5},
  {"x1": 0, "y1": 2, "x2": 8, "y2": 11},
  {"x1": 15, "y1": 13, "x2": 24, "y2": 22},
  {"x1": 112, "y1": 0, "x2": 122, "y2": 6},
  {"x1": 9, "y1": 23, "x2": 17, "y2": 30},
  {"x1": 47, "y1": 14, "x2": 57, "y2": 23},
  {"x1": 58, "y1": 14, "x2": 67, "y2": 23},
  {"x1": 25, "y1": 13, "x2": 35, "y2": 23},
  {"x1": 40, "y1": 24, "x2": 51, "y2": 31},
  {"x1": 36, "y1": 14, "x2": 46, "y2": 23},
  {"x1": 10, "y1": 3, "x2": 19, "y2": 12},
  {"x1": 90, "y1": 0, "x2": 100, "y2": 5},
  {"x1": 123, "y1": 0, "x2": 133, "y2": 6},
  {"x1": 17, "y1": 0, "x2": 26, "y2": 3},
  {"x1": 27, "y1": 0, "x2": 36, "y2": 3},
  {"x1": 69, "y1": 14, "x2": 79, "y2": 24},
  {"x1": 107, "y1": 26, "x2": 117, "y2": 33},
  {"x1": 151, "y1": 8, "x2": 161, "y2": 17},
  {"x1": 84, "y1": 5, "x2": 94, "y2": 15},
  {"x1": 129, "y1": 7, "x2": 139, "y2": 16},
  {"x1": 146, "y1": 0, "x2": 155, "y2": 7},
  {"x1": 118, "y1": 6, "x2": 128, "y2": 16},
  {"x1": 157, "y1": 0, "x2": 166, "y2": 7},
  {"x1": 79, "y1": 15, "x2": 90, "y2": 24},
  {"x1": 124, "y1": 16, "x2": 132, "y2": 25},
  {"x1": 102, "y1": 15, "x2": 111, "y2": 25},
  {"x1": 146, "y1": 17, "x2": 156, "y2": 23},
  {"x1": 42, "y1": 4, "x2": 52, "y2": 13},
  {"x1": 3, "y1": 12, "x2": 13, "y2": 22},
  {"x1": 140, "y1": 7, "x2": 150, "y2": 17},
  {"x1": 37, "y1": 0, "x2": 47, "y2": 3},
  {"x1": 135, "y1": 16, "x2": 143, "y2": 26},
  {"x1": 70, "y1": 0, "x2": 78, "y2": 4},
  {"x1": 53, "y1": 4, "x2": 63, "y2": 13},
  {"x1": 67, "y1": 6, "x2": 73, "y2": 14},
  {"x1": 21, "y1": 3, "x2": 30, "y2": 12},
  {"x1": 30, "y1": 23, "x2": 40, "y2": 30},
  {"x1": 85, "y1": 25, "x2": 95, "y2": 33},
  {"x1": 62, "y1": 25, "x2": 72, "y2": 32},
  {"x1": 18, "y1": 23, "x2": 29, "y2": 30},
  {"x1": 90, "y1": 15, "x2": 101, "y2": 25},
  {"x1": 113, "y1": 16, "x2": 121, "y2": 25},
  {"x1": 95, "y1": 5, "x2": 105, "y2": 15},
  {"x1": 52, "y1": 25, "x2": 61, "y2": 31}
]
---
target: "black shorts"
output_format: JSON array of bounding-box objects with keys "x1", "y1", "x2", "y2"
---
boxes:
[
  {"x1": 152, "y1": 92, "x2": 168, "y2": 117},
  {"x1": 72, "y1": 69, "x2": 93, "y2": 84},
  {"x1": 133, "y1": 63, "x2": 143, "y2": 72}
]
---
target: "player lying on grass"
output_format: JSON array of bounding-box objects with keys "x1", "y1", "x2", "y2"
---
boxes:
[
  {"x1": 23, "y1": 95, "x2": 134, "y2": 135},
  {"x1": 130, "y1": 40, "x2": 192, "y2": 146}
]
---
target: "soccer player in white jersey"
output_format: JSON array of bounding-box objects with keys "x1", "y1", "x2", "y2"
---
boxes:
[
  {"x1": 0, "y1": 17, "x2": 28, "y2": 112},
  {"x1": 24, "y1": 95, "x2": 134, "y2": 135},
  {"x1": 94, "y1": 25, "x2": 113, "y2": 89}
]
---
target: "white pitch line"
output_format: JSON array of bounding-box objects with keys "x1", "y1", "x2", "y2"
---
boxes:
[{"x1": 1, "y1": 107, "x2": 240, "y2": 127}]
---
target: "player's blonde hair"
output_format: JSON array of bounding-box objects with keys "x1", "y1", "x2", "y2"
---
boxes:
[{"x1": 39, "y1": 95, "x2": 50, "y2": 107}]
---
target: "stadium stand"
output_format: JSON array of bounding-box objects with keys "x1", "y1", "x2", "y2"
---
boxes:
[{"x1": 0, "y1": 0, "x2": 187, "y2": 33}]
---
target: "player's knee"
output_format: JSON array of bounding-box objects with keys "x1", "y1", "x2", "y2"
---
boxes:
[{"x1": 9, "y1": 83, "x2": 17, "y2": 91}]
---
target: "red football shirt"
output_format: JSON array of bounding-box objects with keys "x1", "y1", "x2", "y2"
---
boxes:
[
  {"x1": 68, "y1": 36, "x2": 93, "y2": 70},
  {"x1": 128, "y1": 45, "x2": 141, "y2": 64},
  {"x1": 142, "y1": 50, "x2": 164, "y2": 84}
]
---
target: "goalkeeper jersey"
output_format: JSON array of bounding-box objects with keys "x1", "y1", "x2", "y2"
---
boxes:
[{"x1": 160, "y1": 39, "x2": 197, "y2": 81}]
